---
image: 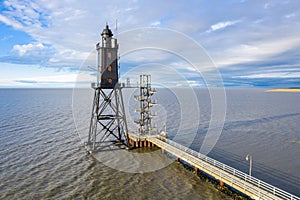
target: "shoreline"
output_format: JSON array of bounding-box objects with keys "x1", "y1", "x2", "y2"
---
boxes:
[{"x1": 266, "y1": 88, "x2": 300, "y2": 93}]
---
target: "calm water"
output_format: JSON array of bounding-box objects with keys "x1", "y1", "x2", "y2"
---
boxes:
[
  {"x1": 0, "y1": 89, "x2": 229, "y2": 200},
  {"x1": 1, "y1": 88, "x2": 299, "y2": 199}
]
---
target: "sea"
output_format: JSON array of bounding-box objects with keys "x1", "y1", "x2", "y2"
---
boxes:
[{"x1": 0, "y1": 88, "x2": 299, "y2": 199}]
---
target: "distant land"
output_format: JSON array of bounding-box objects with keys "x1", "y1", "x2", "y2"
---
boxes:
[{"x1": 266, "y1": 88, "x2": 300, "y2": 93}]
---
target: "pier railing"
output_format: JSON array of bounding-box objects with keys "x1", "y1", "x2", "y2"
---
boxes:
[{"x1": 156, "y1": 135, "x2": 300, "y2": 200}]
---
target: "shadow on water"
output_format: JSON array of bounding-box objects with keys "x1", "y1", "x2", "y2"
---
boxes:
[{"x1": 87, "y1": 140, "x2": 128, "y2": 153}]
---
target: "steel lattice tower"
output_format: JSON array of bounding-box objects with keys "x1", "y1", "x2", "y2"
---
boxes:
[
  {"x1": 87, "y1": 25, "x2": 129, "y2": 151},
  {"x1": 134, "y1": 75, "x2": 157, "y2": 137}
]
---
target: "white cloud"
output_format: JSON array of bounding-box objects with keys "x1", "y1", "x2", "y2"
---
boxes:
[
  {"x1": 12, "y1": 42, "x2": 48, "y2": 56},
  {"x1": 1, "y1": 0, "x2": 300, "y2": 87},
  {"x1": 0, "y1": 62, "x2": 95, "y2": 88},
  {"x1": 264, "y1": 3, "x2": 271, "y2": 9},
  {"x1": 207, "y1": 20, "x2": 240, "y2": 33},
  {"x1": 285, "y1": 13, "x2": 295, "y2": 18},
  {"x1": 1, "y1": 0, "x2": 96, "y2": 65},
  {"x1": 234, "y1": 72, "x2": 300, "y2": 79},
  {"x1": 0, "y1": 79, "x2": 19, "y2": 87},
  {"x1": 1, "y1": 72, "x2": 95, "y2": 88},
  {"x1": 213, "y1": 36, "x2": 300, "y2": 67},
  {"x1": 150, "y1": 21, "x2": 161, "y2": 26},
  {"x1": 18, "y1": 73, "x2": 78, "y2": 83},
  {"x1": 0, "y1": 14, "x2": 23, "y2": 29},
  {"x1": 124, "y1": 6, "x2": 138, "y2": 12}
]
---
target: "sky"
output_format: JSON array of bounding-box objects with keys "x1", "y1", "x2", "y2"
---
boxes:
[{"x1": 0, "y1": 0, "x2": 300, "y2": 88}]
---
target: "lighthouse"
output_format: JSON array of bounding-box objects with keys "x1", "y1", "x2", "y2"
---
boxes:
[{"x1": 88, "y1": 24, "x2": 129, "y2": 151}]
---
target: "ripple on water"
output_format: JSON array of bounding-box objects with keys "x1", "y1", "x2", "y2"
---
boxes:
[{"x1": 2, "y1": 89, "x2": 299, "y2": 199}]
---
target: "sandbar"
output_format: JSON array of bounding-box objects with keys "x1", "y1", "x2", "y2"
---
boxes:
[{"x1": 266, "y1": 88, "x2": 300, "y2": 93}]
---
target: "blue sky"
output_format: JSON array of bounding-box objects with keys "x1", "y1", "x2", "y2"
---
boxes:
[{"x1": 0, "y1": 0, "x2": 300, "y2": 88}]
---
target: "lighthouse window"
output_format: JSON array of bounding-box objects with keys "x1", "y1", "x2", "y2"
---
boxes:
[
  {"x1": 107, "y1": 78, "x2": 113, "y2": 84},
  {"x1": 107, "y1": 52, "x2": 112, "y2": 59},
  {"x1": 107, "y1": 65, "x2": 112, "y2": 71}
]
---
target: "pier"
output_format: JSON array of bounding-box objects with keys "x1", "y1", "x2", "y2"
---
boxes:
[{"x1": 129, "y1": 134, "x2": 299, "y2": 200}]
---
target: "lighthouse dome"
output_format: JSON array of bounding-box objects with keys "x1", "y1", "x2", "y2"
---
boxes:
[{"x1": 101, "y1": 25, "x2": 113, "y2": 37}]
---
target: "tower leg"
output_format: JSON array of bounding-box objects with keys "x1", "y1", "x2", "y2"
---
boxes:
[
  {"x1": 117, "y1": 87, "x2": 130, "y2": 147},
  {"x1": 88, "y1": 88, "x2": 100, "y2": 150}
]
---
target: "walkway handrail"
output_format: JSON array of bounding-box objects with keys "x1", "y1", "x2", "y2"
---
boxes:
[{"x1": 155, "y1": 135, "x2": 300, "y2": 200}]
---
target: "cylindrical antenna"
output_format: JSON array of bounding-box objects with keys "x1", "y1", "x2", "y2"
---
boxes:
[{"x1": 115, "y1": 19, "x2": 118, "y2": 38}]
